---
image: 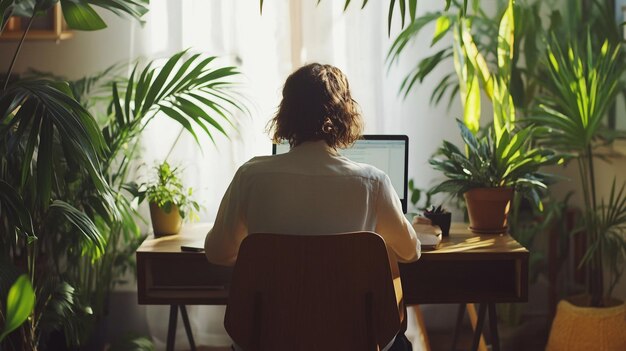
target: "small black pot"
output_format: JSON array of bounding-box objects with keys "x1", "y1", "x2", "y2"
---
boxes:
[{"x1": 424, "y1": 212, "x2": 452, "y2": 237}]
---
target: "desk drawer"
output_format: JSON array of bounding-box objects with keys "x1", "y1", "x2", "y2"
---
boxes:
[
  {"x1": 137, "y1": 252, "x2": 232, "y2": 305},
  {"x1": 399, "y1": 256, "x2": 528, "y2": 304}
]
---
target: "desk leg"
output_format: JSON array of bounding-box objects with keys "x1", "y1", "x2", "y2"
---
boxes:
[
  {"x1": 180, "y1": 305, "x2": 197, "y2": 351},
  {"x1": 450, "y1": 304, "x2": 465, "y2": 351},
  {"x1": 470, "y1": 303, "x2": 487, "y2": 351},
  {"x1": 488, "y1": 303, "x2": 500, "y2": 351},
  {"x1": 166, "y1": 305, "x2": 197, "y2": 351},
  {"x1": 466, "y1": 303, "x2": 488, "y2": 351},
  {"x1": 166, "y1": 305, "x2": 178, "y2": 351}
]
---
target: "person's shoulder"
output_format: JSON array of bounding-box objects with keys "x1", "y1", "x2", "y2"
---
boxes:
[
  {"x1": 340, "y1": 157, "x2": 387, "y2": 181},
  {"x1": 237, "y1": 155, "x2": 286, "y2": 176}
]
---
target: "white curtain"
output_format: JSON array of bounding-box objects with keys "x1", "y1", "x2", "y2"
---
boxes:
[
  {"x1": 135, "y1": 0, "x2": 438, "y2": 349},
  {"x1": 138, "y1": 1, "x2": 293, "y2": 349}
]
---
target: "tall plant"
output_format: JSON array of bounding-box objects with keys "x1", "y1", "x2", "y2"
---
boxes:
[
  {"x1": 387, "y1": 0, "x2": 624, "y2": 120},
  {"x1": 63, "y1": 51, "x2": 244, "y2": 346},
  {"x1": 533, "y1": 35, "x2": 626, "y2": 306},
  {"x1": 0, "y1": 1, "x2": 246, "y2": 349},
  {"x1": 0, "y1": 2, "x2": 149, "y2": 348},
  {"x1": 388, "y1": 0, "x2": 517, "y2": 136}
]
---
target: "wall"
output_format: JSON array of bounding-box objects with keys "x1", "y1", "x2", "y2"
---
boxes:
[{"x1": 1, "y1": 11, "x2": 139, "y2": 78}]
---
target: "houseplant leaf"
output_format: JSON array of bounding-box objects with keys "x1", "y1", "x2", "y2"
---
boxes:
[
  {"x1": 60, "y1": 0, "x2": 107, "y2": 30},
  {"x1": 0, "y1": 275, "x2": 35, "y2": 342}
]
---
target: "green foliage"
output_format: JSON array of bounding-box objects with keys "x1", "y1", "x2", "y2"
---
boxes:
[
  {"x1": 386, "y1": 0, "x2": 626, "y2": 305},
  {"x1": 588, "y1": 181, "x2": 626, "y2": 298},
  {"x1": 388, "y1": 0, "x2": 625, "y2": 123},
  {"x1": 535, "y1": 32, "x2": 626, "y2": 305},
  {"x1": 0, "y1": 275, "x2": 34, "y2": 342},
  {"x1": 259, "y1": 0, "x2": 425, "y2": 35},
  {"x1": 0, "y1": 1, "x2": 246, "y2": 349},
  {"x1": 1, "y1": 0, "x2": 149, "y2": 31},
  {"x1": 534, "y1": 37, "x2": 623, "y2": 152},
  {"x1": 408, "y1": 178, "x2": 434, "y2": 211},
  {"x1": 103, "y1": 51, "x2": 244, "y2": 152},
  {"x1": 388, "y1": 0, "x2": 511, "y2": 109},
  {"x1": 429, "y1": 120, "x2": 559, "y2": 210},
  {"x1": 109, "y1": 333, "x2": 154, "y2": 351},
  {"x1": 423, "y1": 204, "x2": 449, "y2": 215},
  {"x1": 132, "y1": 161, "x2": 200, "y2": 220}
]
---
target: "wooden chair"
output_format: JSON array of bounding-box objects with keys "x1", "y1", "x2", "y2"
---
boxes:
[{"x1": 224, "y1": 232, "x2": 403, "y2": 351}]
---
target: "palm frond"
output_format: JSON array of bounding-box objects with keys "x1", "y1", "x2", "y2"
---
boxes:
[{"x1": 49, "y1": 200, "x2": 105, "y2": 260}]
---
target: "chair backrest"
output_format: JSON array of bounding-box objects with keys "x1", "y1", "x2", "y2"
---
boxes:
[{"x1": 224, "y1": 232, "x2": 402, "y2": 351}]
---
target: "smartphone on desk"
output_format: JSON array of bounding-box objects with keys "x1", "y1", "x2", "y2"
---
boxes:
[{"x1": 180, "y1": 245, "x2": 204, "y2": 252}]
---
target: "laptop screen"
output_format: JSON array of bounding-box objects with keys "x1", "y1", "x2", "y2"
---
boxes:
[{"x1": 272, "y1": 135, "x2": 409, "y2": 213}]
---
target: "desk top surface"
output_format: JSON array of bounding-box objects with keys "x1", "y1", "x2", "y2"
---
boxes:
[{"x1": 137, "y1": 223, "x2": 528, "y2": 259}]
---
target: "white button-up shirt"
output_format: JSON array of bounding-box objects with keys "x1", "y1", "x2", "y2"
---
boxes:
[{"x1": 205, "y1": 140, "x2": 420, "y2": 266}]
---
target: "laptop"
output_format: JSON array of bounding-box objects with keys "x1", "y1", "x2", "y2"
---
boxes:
[{"x1": 272, "y1": 135, "x2": 409, "y2": 213}]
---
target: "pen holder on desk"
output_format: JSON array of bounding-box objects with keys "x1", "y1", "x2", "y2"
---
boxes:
[{"x1": 424, "y1": 211, "x2": 451, "y2": 237}]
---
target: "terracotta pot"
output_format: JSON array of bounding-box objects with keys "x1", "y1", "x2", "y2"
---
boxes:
[
  {"x1": 149, "y1": 202, "x2": 182, "y2": 236},
  {"x1": 546, "y1": 297, "x2": 626, "y2": 351},
  {"x1": 463, "y1": 187, "x2": 514, "y2": 234}
]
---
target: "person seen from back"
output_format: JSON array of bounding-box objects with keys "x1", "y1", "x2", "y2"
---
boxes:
[{"x1": 205, "y1": 63, "x2": 422, "y2": 351}]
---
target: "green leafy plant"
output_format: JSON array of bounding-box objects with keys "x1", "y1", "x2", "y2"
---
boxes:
[
  {"x1": 136, "y1": 161, "x2": 200, "y2": 220},
  {"x1": 388, "y1": 0, "x2": 517, "y2": 113},
  {"x1": 533, "y1": 34, "x2": 626, "y2": 306},
  {"x1": 423, "y1": 204, "x2": 449, "y2": 215},
  {"x1": 0, "y1": 1, "x2": 247, "y2": 349},
  {"x1": 1, "y1": 2, "x2": 148, "y2": 349},
  {"x1": 57, "y1": 48, "x2": 244, "y2": 347},
  {"x1": 429, "y1": 120, "x2": 558, "y2": 210}
]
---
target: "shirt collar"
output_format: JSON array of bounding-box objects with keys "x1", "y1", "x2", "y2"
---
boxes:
[{"x1": 289, "y1": 140, "x2": 338, "y2": 156}]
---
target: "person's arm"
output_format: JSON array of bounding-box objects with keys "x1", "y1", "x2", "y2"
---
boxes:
[
  {"x1": 374, "y1": 174, "x2": 420, "y2": 263},
  {"x1": 204, "y1": 168, "x2": 248, "y2": 266}
]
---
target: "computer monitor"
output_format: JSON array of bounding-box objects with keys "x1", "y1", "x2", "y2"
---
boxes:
[{"x1": 272, "y1": 135, "x2": 409, "y2": 213}]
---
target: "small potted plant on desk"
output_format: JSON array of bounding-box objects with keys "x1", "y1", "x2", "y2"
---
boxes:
[
  {"x1": 429, "y1": 120, "x2": 558, "y2": 234},
  {"x1": 129, "y1": 161, "x2": 200, "y2": 236},
  {"x1": 423, "y1": 205, "x2": 451, "y2": 237}
]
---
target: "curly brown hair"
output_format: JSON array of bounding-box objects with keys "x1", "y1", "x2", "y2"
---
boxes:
[{"x1": 268, "y1": 63, "x2": 363, "y2": 148}]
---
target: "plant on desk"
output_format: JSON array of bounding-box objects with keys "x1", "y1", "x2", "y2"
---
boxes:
[
  {"x1": 423, "y1": 205, "x2": 451, "y2": 237},
  {"x1": 390, "y1": 0, "x2": 558, "y2": 233},
  {"x1": 129, "y1": 161, "x2": 200, "y2": 236},
  {"x1": 429, "y1": 120, "x2": 558, "y2": 233}
]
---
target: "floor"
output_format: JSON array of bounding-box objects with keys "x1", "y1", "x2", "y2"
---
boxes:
[
  {"x1": 136, "y1": 288, "x2": 551, "y2": 351},
  {"x1": 427, "y1": 314, "x2": 549, "y2": 351},
  {"x1": 186, "y1": 315, "x2": 550, "y2": 351}
]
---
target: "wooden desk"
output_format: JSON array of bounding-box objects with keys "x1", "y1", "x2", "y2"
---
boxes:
[
  {"x1": 137, "y1": 223, "x2": 231, "y2": 305},
  {"x1": 136, "y1": 223, "x2": 528, "y2": 350}
]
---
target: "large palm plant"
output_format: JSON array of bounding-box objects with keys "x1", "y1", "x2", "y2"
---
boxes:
[
  {"x1": 387, "y1": 0, "x2": 623, "y2": 118},
  {"x1": 0, "y1": 1, "x2": 246, "y2": 349},
  {"x1": 64, "y1": 52, "x2": 244, "y2": 347},
  {"x1": 533, "y1": 35, "x2": 626, "y2": 307}
]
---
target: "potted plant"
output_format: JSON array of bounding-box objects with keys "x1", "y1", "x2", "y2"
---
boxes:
[
  {"x1": 422, "y1": 205, "x2": 451, "y2": 237},
  {"x1": 390, "y1": 0, "x2": 558, "y2": 234},
  {"x1": 132, "y1": 161, "x2": 200, "y2": 236},
  {"x1": 429, "y1": 120, "x2": 558, "y2": 233},
  {"x1": 534, "y1": 33, "x2": 626, "y2": 350}
]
